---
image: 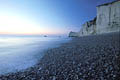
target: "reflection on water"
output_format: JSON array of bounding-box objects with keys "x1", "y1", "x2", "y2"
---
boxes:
[{"x1": 0, "y1": 36, "x2": 70, "y2": 75}]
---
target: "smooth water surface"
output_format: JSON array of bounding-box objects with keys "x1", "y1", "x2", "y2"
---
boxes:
[{"x1": 0, "y1": 36, "x2": 70, "y2": 75}]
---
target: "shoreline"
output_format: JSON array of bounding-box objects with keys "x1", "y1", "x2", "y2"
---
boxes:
[
  {"x1": 0, "y1": 32, "x2": 120, "y2": 80},
  {"x1": 0, "y1": 37, "x2": 70, "y2": 75}
]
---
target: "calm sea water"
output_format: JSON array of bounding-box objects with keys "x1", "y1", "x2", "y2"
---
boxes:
[{"x1": 0, "y1": 36, "x2": 70, "y2": 75}]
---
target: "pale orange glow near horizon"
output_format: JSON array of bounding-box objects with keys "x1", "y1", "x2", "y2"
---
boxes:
[
  {"x1": 0, "y1": 30, "x2": 67, "y2": 35},
  {"x1": 0, "y1": 15, "x2": 66, "y2": 35}
]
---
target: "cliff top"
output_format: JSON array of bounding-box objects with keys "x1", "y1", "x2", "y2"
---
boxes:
[{"x1": 97, "y1": 0, "x2": 120, "y2": 7}]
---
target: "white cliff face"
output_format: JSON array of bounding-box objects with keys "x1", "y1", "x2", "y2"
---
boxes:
[
  {"x1": 69, "y1": 1, "x2": 120, "y2": 37},
  {"x1": 78, "y1": 18, "x2": 96, "y2": 36},
  {"x1": 96, "y1": 1, "x2": 120, "y2": 34},
  {"x1": 69, "y1": 31, "x2": 78, "y2": 37}
]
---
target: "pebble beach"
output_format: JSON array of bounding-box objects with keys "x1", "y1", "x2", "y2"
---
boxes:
[{"x1": 0, "y1": 32, "x2": 120, "y2": 80}]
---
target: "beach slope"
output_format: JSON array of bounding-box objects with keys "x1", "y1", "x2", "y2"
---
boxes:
[{"x1": 0, "y1": 32, "x2": 120, "y2": 80}]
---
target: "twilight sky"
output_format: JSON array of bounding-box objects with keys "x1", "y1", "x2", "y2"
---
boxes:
[{"x1": 0, "y1": 0, "x2": 115, "y2": 35}]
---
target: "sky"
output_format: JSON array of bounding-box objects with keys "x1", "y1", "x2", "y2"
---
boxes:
[{"x1": 0, "y1": 0, "x2": 115, "y2": 36}]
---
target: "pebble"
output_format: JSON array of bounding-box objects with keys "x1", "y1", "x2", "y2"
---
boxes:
[{"x1": 0, "y1": 32, "x2": 120, "y2": 80}]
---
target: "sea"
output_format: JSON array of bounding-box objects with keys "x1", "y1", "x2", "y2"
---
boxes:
[{"x1": 0, "y1": 36, "x2": 70, "y2": 75}]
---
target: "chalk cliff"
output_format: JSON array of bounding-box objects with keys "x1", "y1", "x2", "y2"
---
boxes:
[
  {"x1": 96, "y1": 1, "x2": 120, "y2": 34},
  {"x1": 78, "y1": 17, "x2": 96, "y2": 36},
  {"x1": 69, "y1": 1, "x2": 120, "y2": 37},
  {"x1": 69, "y1": 31, "x2": 78, "y2": 37}
]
